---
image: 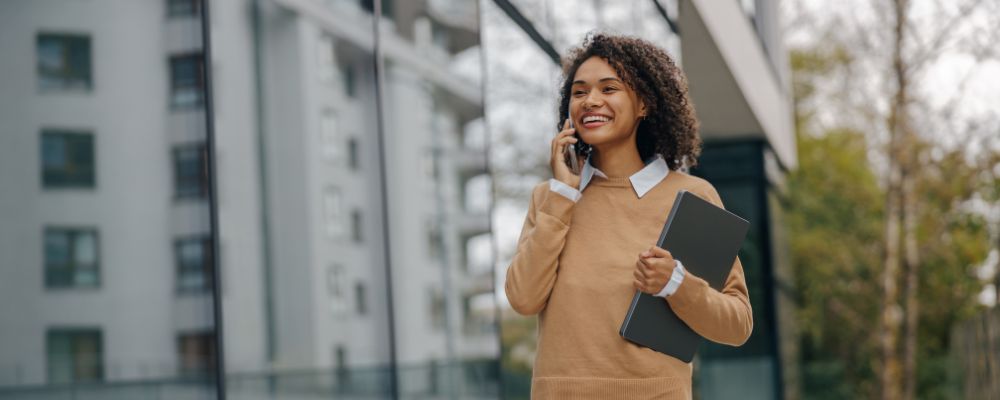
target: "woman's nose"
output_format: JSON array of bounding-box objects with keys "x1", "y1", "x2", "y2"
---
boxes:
[{"x1": 583, "y1": 92, "x2": 603, "y2": 110}]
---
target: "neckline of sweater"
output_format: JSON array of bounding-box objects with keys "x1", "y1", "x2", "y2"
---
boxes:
[{"x1": 590, "y1": 175, "x2": 632, "y2": 188}]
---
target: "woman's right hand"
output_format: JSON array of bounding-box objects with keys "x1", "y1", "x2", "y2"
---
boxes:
[{"x1": 550, "y1": 119, "x2": 584, "y2": 188}]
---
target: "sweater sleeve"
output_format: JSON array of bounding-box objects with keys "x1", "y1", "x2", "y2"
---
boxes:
[
  {"x1": 504, "y1": 182, "x2": 576, "y2": 315},
  {"x1": 665, "y1": 185, "x2": 754, "y2": 347}
]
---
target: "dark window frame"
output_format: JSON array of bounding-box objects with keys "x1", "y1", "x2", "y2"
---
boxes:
[
  {"x1": 167, "y1": 0, "x2": 202, "y2": 18},
  {"x1": 44, "y1": 227, "x2": 101, "y2": 289},
  {"x1": 342, "y1": 62, "x2": 357, "y2": 98},
  {"x1": 46, "y1": 327, "x2": 103, "y2": 384},
  {"x1": 41, "y1": 129, "x2": 96, "y2": 189},
  {"x1": 351, "y1": 209, "x2": 363, "y2": 243},
  {"x1": 347, "y1": 137, "x2": 360, "y2": 170},
  {"x1": 169, "y1": 53, "x2": 206, "y2": 109},
  {"x1": 37, "y1": 33, "x2": 92, "y2": 92},
  {"x1": 172, "y1": 143, "x2": 208, "y2": 200},
  {"x1": 355, "y1": 282, "x2": 367, "y2": 316},
  {"x1": 176, "y1": 330, "x2": 216, "y2": 377},
  {"x1": 174, "y1": 235, "x2": 214, "y2": 293}
]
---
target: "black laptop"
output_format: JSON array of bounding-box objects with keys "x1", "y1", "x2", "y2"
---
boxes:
[{"x1": 619, "y1": 189, "x2": 749, "y2": 363}]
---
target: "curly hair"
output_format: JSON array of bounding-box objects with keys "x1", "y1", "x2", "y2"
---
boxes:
[{"x1": 558, "y1": 33, "x2": 701, "y2": 170}]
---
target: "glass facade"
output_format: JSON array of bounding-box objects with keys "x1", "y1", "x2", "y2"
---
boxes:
[{"x1": 1, "y1": 0, "x2": 790, "y2": 399}]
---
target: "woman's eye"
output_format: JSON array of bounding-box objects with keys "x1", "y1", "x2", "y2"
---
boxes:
[
  {"x1": 573, "y1": 90, "x2": 587, "y2": 96},
  {"x1": 603, "y1": 87, "x2": 619, "y2": 93}
]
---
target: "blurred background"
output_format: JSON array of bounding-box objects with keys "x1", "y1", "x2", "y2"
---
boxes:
[{"x1": 0, "y1": 0, "x2": 996, "y2": 399}]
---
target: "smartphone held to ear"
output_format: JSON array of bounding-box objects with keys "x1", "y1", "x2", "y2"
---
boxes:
[{"x1": 564, "y1": 111, "x2": 581, "y2": 175}]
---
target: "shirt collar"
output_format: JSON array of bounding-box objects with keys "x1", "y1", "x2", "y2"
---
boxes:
[{"x1": 578, "y1": 153, "x2": 670, "y2": 198}]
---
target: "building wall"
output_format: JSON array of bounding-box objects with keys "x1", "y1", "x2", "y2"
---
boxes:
[
  {"x1": 0, "y1": 0, "x2": 210, "y2": 385},
  {"x1": 0, "y1": 0, "x2": 499, "y2": 397}
]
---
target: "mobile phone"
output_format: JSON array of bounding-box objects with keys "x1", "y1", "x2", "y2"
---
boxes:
[{"x1": 564, "y1": 110, "x2": 581, "y2": 175}]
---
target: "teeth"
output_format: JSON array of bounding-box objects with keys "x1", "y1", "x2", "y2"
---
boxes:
[{"x1": 583, "y1": 115, "x2": 610, "y2": 123}]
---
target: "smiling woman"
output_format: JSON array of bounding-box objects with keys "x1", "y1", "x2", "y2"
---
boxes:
[
  {"x1": 504, "y1": 33, "x2": 753, "y2": 399},
  {"x1": 559, "y1": 33, "x2": 701, "y2": 173}
]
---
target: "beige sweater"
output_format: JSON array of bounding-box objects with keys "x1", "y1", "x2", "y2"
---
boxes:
[{"x1": 505, "y1": 171, "x2": 753, "y2": 399}]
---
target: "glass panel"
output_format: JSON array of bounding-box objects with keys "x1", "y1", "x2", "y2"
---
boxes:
[
  {"x1": 177, "y1": 238, "x2": 209, "y2": 292},
  {"x1": 323, "y1": 186, "x2": 344, "y2": 239},
  {"x1": 41, "y1": 131, "x2": 95, "y2": 188},
  {"x1": 46, "y1": 331, "x2": 73, "y2": 384},
  {"x1": 380, "y1": 0, "x2": 498, "y2": 395},
  {"x1": 170, "y1": 54, "x2": 205, "y2": 108},
  {"x1": 178, "y1": 332, "x2": 215, "y2": 377},
  {"x1": 211, "y1": 0, "x2": 396, "y2": 397},
  {"x1": 167, "y1": 0, "x2": 201, "y2": 18},
  {"x1": 320, "y1": 109, "x2": 340, "y2": 161},
  {"x1": 482, "y1": 1, "x2": 683, "y2": 398},
  {"x1": 37, "y1": 34, "x2": 92, "y2": 91},
  {"x1": 174, "y1": 144, "x2": 206, "y2": 198},
  {"x1": 2, "y1": 2, "x2": 219, "y2": 397},
  {"x1": 46, "y1": 329, "x2": 103, "y2": 384}
]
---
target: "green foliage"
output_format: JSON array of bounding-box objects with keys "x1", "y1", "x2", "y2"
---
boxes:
[
  {"x1": 787, "y1": 46, "x2": 993, "y2": 399},
  {"x1": 787, "y1": 128, "x2": 884, "y2": 399}
]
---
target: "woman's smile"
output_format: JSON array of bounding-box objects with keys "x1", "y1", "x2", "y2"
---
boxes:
[{"x1": 581, "y1": 112, "x2": 613, "y2": 129}]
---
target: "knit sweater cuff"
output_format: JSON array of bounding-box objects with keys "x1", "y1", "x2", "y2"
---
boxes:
[{"x1": 539, "y1": 187, "x2": 576, "y2": 225}]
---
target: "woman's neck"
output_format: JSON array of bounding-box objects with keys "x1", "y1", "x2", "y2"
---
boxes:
[{"x1": 592, "y1": 140, "x2": 644, "y2": 178}]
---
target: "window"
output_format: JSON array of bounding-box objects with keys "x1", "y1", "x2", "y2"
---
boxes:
[
  {"x1": 360, "y1": 0, "x2": 392, "y2": 18},
  {"x1": 173, "y1": 144, "x2": 207, "y2": 199},
  {"x1": 427, "y1": 221, "x2": 444, "y2": 260},
  {"x1": 167, "y1": 0, "x2": 202, "y2": 17},
  {"x1": 355, "y1": 282, "x2": 367, "y2": 315},
  {"x1": 323, "y1": 187, "x2": 344, "y2": 239},
  {"x1": 177, "y1": 331, "x2": 215, "y2": 377},
  {"x1": 317, "y1": 35, "x2": 335, "y2": 83},
  {"x1": 334, "y1": 345, "x2": 348, "y2": 389},
  {"x1": 170, "y1": 54, "x2": 205, "y2": 108},
  {"x1": 429, "y1": 287, "x2": 445, "y2": 331},
  {"x1": 37, "y1": 34, "x2": 91, "y2": 91},
  {"x1": 327, "y1": 264, "x2": 345, "y2": 299},
  {"x1": 347, "y1": 137, "x2": 360, "y2": 170},
  {"x1": 350, "y1": 210, "x2": 363, "y2": 242},
  {"x1": 320, "y1": 110, "x2": 340, "y2": 161},
  {"x1": 47, "y1": 328, "x2": 102, "y2": 384},
  {"x1": 342, "y1": 62, "x2": 356, "y2": 98},
  {"x1": 422, "y1": 149, "x2": 439, "y2": 179},
  {"x1": 175, "y1": 236, "x2": 213, "y2": 292},
  {"x1": 41, "y1": 130, "x2": 95, "y2": 189},
  {"x1": 44, "y1": 227, "x2": 99, "y2": 289}
]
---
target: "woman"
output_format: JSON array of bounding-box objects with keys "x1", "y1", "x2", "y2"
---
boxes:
[{"x1": 505, "y1": 33, "x2": 753, "y2": 399}]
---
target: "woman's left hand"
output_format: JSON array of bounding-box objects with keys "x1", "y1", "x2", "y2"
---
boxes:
[{"x1": 633, "y1": 246, "x2": 677, "y2": 295}]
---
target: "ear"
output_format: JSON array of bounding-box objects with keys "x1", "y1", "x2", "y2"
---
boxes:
[{"x1": 638, "y1": 100, "x2": 648, "y2": 118}]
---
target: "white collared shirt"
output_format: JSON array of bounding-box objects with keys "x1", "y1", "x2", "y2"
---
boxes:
[
  {"x1": 549, "y1": 153, "x2": 670, "y2": 201},
  {"x1": 547, "y1": 153, "x2": 685, "y2": 297}
]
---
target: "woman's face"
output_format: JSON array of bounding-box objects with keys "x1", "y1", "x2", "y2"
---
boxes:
[{"x1": 569, "y1": 56, "x2": 646, "y2": 151}]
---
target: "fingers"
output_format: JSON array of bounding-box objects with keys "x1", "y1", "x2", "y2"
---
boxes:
[
  {"x1": 551, "y1": 120, "x2": 577, "y2": 156},
  {"x1": 647, "y1": 246, "x2": 672, "y2": 260},
  {"x1": 635, "y1": 250, "x2": 673, "y2": 295}
]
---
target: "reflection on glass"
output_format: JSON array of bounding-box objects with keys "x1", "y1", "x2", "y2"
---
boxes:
[
  {"x1": 41, "y1": 130, "x2": 95, "y2": 188},
  {"x1": 170, "y1": 53, "x2": 205, "y2": 108},
  {"x1": 173, "y1": 144, "x2": 208, "y2": 199},
  {"x1": 167, "y1": 0, "x2": 202, "y2": 18},
  {"x1": 1, "y1": 0, "x2": 217, "y2": 397},
  {"x1": 483, "y1": 1, "x2": 683, "y2": 398},
  {"x1": 37, "y1": 33, "x2": 92, "y2": 91},
  {"x1": 5, "y1": 0, "x2": 500, "y2": 398},
  {"x1": 46, "y1": 329, "x2": 103, "y2": 384},
  {"x1": 175, "y1": 236, "x2": 212, "y2": 292},
  {"x1": 44, "y1": 227, "x2": 100, "y2": 288}
]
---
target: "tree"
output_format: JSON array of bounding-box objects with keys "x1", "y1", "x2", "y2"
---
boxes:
[{"x1": 788, "y1": 37, "x2": 994, "y2": 398}]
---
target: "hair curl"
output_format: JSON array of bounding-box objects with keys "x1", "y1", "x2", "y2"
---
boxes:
[{"x1": 558, "y1": 33, "x2": 701, "y2": 170}]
